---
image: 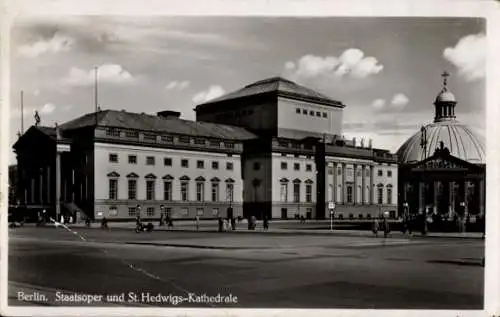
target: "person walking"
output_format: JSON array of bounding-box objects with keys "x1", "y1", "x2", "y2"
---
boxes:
[
  {"x1": 263, "y1": 215, "x2": 269, "y2": 231},
  {"x1": 159, "y1": 213, "x2": 165, "y2": 227},
  {"x1": 372, "y1": 218, "x2": 379, "y2": 237},
  {"x1": 383, "y1": 216, "x2": 390, "y2": 238},
  {"x1": 231, "y1": 217, "x2": 236, "y2": 231},
  {"x1": 195, "y1": 215, "x2": 200, "y2": 231},
  {"x1": 218, "y1": 217, "x2": 223, "y2": 232}
]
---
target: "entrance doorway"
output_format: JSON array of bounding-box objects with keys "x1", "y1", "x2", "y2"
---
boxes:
[{"x1": 281, "y1": 208, "x2": 287, "y2": 219}]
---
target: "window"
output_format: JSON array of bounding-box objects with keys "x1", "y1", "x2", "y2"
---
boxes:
[
  {"x1": 387, "y1": 170, "x2": 392, "y2": 177},
  {"x1": 387, "y1": 185, "x2": 393, "y2": 204},
  {"x1": 306, "y1": 164, "x2": 312, "y2": 172},
  {"x1": 179, "y1": 136, "x2": 190, "y2": 144},
  {"x1": 128, "y1": 180, "x2": 137, "y2": 200},
  {"x1": 224, "y1": 142, "x2": 235, "y2": 149},
  {"x1": 146, "y1": 180, "x2": 155, "y2": 200},
  {"x1": 316, "y1": 111, "x2": 321, "y2": 117},
  {"x1": 196, "y1": 160, "x2": 204, "y2": 169},
  {"x1": 181, "y1": 182, "x2": 189, "y2": 201},
  {"x1": 146, "y1": 207, "x2": 155, "y2": 217},
  {"x1": 281, "y1": 153, "x2": 287, "y2": 157},
  {"x1": 280, "y1": 183, "x2": 288, "y2": 202},
  {"x1": 347, "y1": 185, "x2": 353, "y2": 203},
  {"x1": 309, "y1": 110, "x2": 314, "y2": 115},
  {"x1": 164, "y1": 157, "x2": 172, "y2": 166},
  {"x1": 253, "y1": 162, "x2": 261, "y2": 170},
  {"x1": 163, "y1": 181, "x2": 172, "y2": 201},
  {"x1": 212, "y1": 208, "x2": 219, "y2": 216},
  {"x1": 366, "y1": 169, "x2": 370, "y2": 177},
  {"x1": 306, "y1": 184, "x2": 313, "y2": 203},
  {"x1": 281, "y1": 162, "x2": 288, "y2": 170},
  {"x1": 144, "y1": 134, "x2": 156, "y2": 142},
  {"x1": 109, "y1": 154, "x2": 118, "y2": 163},
  {"x1": 128, "y1": 207, "x2": 137, "y2": 217},
  {"x1": 347, "y1": 168, "x2": 353, "y2": 177},
  {"x1": 128, "y1": 155, "x2": 137, "y2": 164},
  {"x1": 106, "y1": 128, "x2": 120, "y2": 137},
  {"x1": 338, "y1": 167, "x2": 342, "y2": 175},
  {"x1": 226, "y1": 162, "x2": 234, "y2": 171},
  {"x1": 226, "y1": 183, "x2": 234, "y2": 202},
  {"x1": 181, "y1": 159, "x2": 189, "y2": 168},
  {"x1": 108, "y1": 179, "x2": 118, "y2": 200},
  {"x1": 292, "y1": 143, "x2": 301, "y2": 149},
  {"x1": 211, "y1": 161, "x2": 219, "y2": 170},
  {"x1": 196, "y1": 182, "x2": 205, "y2": 202},
  {"x1": 211, "y1": 182, "x2": 219, "y2": 202},
  {"x1": 181, "y1": 207, "x2": 189, "y2": 217},
  {"x1": 194, "y1": 138, "x2": 206, "y2": 145},
  {"x1": 378, "y1": 170, "x2": 383, "y2": 177},
  {"x1": 294, "y1": 163, "x2": 300, "y2": 171},
  {"x1": 296, "y1": 108, "x2": 301, "y2": 114},
  {"x1": 377, "y1": 184, "x2": 384, "y2": 204},
  {"x1": 197, "y1": 208, "x2": 204, "y2": 216},
  {"x1": 209, "y1": 140, "x2": 220, "y2": 147},
  {"x1": 161, "y1": 135, "x2": 174, "y2": 143},
  {"x1": 356, "y1": 169, "x2": 361, "y2": 177},
  {"x1": 278, "y1": 141, "x2": 289, "y2": 148},
  {"x1": 293, "y1": 183, "x2": 300, "y2": 202},
  {"x1": 125, "y1": 130, "x2": 139, "y2": 138},
  {"x1": 302, "y1": 109, "x2": 307, "y2": 115},
  {"x1": 146, "y1": 156, "x2": 155, "y2": 166},
  {"x1": 109, "y1": 206, "x2": 118, "y2": 216},
  {"x1": 322, "y1": 112, "x2": 327, "y2": 118}
]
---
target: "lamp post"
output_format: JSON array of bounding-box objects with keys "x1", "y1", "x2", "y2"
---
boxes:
[
  {"x1": 328, "y1": 202, "x2": 335, "y2": 232},
  {"x1": 420, "y1": 125, "x2": 428, "y2": 236}
]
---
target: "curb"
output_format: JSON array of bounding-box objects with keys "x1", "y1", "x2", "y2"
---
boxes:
[{"x1": 125, "y1": 242, "x2": 272, "y2": 250}]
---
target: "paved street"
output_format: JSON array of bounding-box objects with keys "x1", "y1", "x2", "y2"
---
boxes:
[{"x1": 8, "y1": 226, "x2": 484, "y2": 309}]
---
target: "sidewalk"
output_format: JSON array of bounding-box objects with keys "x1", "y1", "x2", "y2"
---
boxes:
[{"x1": 22, "y1": 221, "x2": 484, "y2": 240}]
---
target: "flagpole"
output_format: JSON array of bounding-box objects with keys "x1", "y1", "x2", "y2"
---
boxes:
[
  {"x1": 94, "y1": 66, "x2": 99, "y2": 126},
  {"x1": 20, "y1": 90, "x2": 24, "y2": 134}
]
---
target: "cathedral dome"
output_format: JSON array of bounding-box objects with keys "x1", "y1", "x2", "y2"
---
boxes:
[
  {"x1": 396, "y1": 121, "x2": 485, "y2": 164},
  {"x1": 397, "y1": 72, "x2": 485, "y2": 164}
]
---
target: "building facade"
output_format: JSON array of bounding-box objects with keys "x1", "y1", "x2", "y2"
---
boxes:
[{"x1": 12, "y1": 77, "x2": 399, "y2": 221}]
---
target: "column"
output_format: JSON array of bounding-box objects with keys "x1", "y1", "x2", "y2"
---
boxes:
[
  {"x1": 361, "y1": 165, "x2": 366, "y2": 204},
  {"x1": 342, "y1": 163, "x2": 346, "y2": 204},
  {"x1": 333, "y1": 162, "x2": 338, "y2": 203},
  {"x1": 353, "y1": 164, "x2": 358, "y2": 204},
  {"x1": 479, "y1": 178, "x2": 485, "y2": 217},
  {"x1": 56, "y1": 152, "x2": 61, "y2": 220},
  {"x1": 369, "y1": 165, "x2": 374, "y2": 204},
  {"x1": 463, "y1": 180, "x2": 469, "y2": 216},
  {"x1": 433, "y1": 181, "x2": 438, "y2": 215},
  {"x1": 448, "y1": 181, "x2": 455, "y2": 219},
  {"x1": 418, "y1": 181, "x2": 425, "y2": 214}
]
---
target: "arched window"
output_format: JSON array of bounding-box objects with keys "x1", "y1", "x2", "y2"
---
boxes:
[
  {"x1": 386, "y1": 184, "x2": 393, "y2": 205},
  {"x1": 377, "y1": 183, "x2": 384, "y2": 204},
  {"x1": 107, "y1": 171, "x2": 120, "y2": 200}
]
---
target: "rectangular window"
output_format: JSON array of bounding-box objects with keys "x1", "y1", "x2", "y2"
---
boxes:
[
  {"x1": 211, "y1": 183, "x2": 219, "y2": 202},
  {"x1": 293, "y1": 183, "x2": 300, "y2": 202},
  {"x1": 161, "y1": 135, "x2": 174, "y2": 143},
  {"x1": 226, "y1": 183, "x2": 234, "y2": 202},
  {"x1": 128, "y1": 155, "x2": 137, "y2": 164},
  {"x1": 387, "y1": 188, "x2": 392, "y2": 204},
  {"x1": 212, "y1": 161, "x2": 219, "y2": 170},
  {"x1": 125, "y1": 131, "x2": 139, "y2": 138},
  {"x1": 108, "y1": 179, "x2": 118, "y2": 200},
  {"x1": 347, "y1": 168, "x2": 353, "y2": 176},
  {"x1": 322, "y1": 112, "x2": 327, "y2": 118},
  {"x1": 128, "y1": 207, "x2": 137, "y2": 217},
  {"x1": 164, "y1": 157, "x2": 172, "y2": 166},
  {"x1": 146, "y1": 156, "x2": 155, "y2": 166},
  {"x1": 292, "y1": 143, "x2": 301, "y2": 149},
  {"x1": 387, "y1": 170, "x2": 392, "y2": 177},
  {"x1": 194, "y1": 138, "x2": 206, "y2": 145},
  {"x1": 128, "y1": 180, "x2": 137, "y2": 200},
  {"x1": 109, "y1": 154, "x2": 118, "y2": 163},
  {"x1": 302, "y1": 109, "x2": 307, "y2": 115},
  {"x1": 309, "y1": 110, "x2": 314, "y2": 115},
  {"x1": 280, "y1": 183, "x2": 288, "y2": 202},
  {"x1": 306, "y1": 164, "x2": 312, "y2": 172},
  {"x1": 306, "y1": 184, "x2": 312, "y2": 203},
  {"x1": 196, "y1": 182, "x2": 205, "y2": 202},
  {"x1": 197, "y1": 160, "x2": 204, "y2": 169},
  {"x1": 163, "y1": 181, "x2": 172, "y2": 201},
  {"x1": 181, "y1": 182, "x2": 189, "y2": 201},
  {"x1": 347, "y1": 185, "x2": 353, "y2": 203},
  {"x1": 196, "y1": 208, "x2": 204, "y2": 216},
  {"x1": 181, "y1": 207, "x2": 189, "y2": 217},
  {"x1": 179, "y1": 136, "x2": 191, "y2": 144},
  {"x1": 224, "y1": 142, "x2": 235, "y2": 149},
  {"x1": 144, "y1": 134, "x2": 156, "y2": 142},
  {"x1": 294, "y1": 163, "x2": 300, "y2": 171},
  {"x1": 146, "y1": 207, "x2": 155, "y2": 217},
  {"x1": 296, "y1": 108, "x2": 300, "y2": 114},
  {"x1": 209, "y1": 140, "x2": 220, "y2": 147},
  {"x1": 181, "y1": 159, "x2": 189, "y2": 168},
  {"x1": 316, "y1": 111, "x2": 321, "y2": 117},
  {"x1": 106, "y1": 128, "x2": 120, "y2": 137},
  {"x1": 146, "y1": 180, "x2": 155, "y2": 200},
  {"x1": 109, "y1": 206, "x2": 118, "y2": 216},
  {"x1": 378, "y1": 170, "x2": 383, "y2": 176},
  {"x1": 226, "y1": 162, "x2": 234, "y2": 171},
  {"x1": 281, "y1": 162, "x2": 288, "y2": 170},
  {"x1": 377, "y1": 187, "x2": 384, "y2": 204}
]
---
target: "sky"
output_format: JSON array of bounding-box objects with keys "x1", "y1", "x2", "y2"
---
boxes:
[{"x1": 8, "y1": 16, "x2": 486, "y2": 164}]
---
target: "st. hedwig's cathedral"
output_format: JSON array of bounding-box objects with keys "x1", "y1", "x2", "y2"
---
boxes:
[{"x1": 397, "y1": 72, "x2": 485, "y2": 230}]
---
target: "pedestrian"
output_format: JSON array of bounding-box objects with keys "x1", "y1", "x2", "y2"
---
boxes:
[
  {"x1": 251, "y1": 216, "x2": 257, "y2": 230},
  {"x1": 60, "y1": 214, "x2": 65, "y2": 225},
  {"x1": 195, "y1": 215, "x2": 200, "y2": 231},
  {"x1": 168, "y1": 217, "x2": 174, "y2": 230},
  {"x1": 101, "y1": 217, "x2": 108, "y2": 230},
  {"x1": 383, "y1": 217, "x2": 390, "y2": 238},
  {"x1": 372, "y1": 218, "x2": 379, "y2": 237},
  {"x1": 218, "y1": 217, "x2": 223, "y2": 232},
  {"x1": 159, "y1": 213, "x2": 164, "y2": 227},
  {"x1": 69, "y1": 215, "x2": 73, "y2": 224},
  {"x1": 263, "y1": 215, "x2": 269, "y2": 231},
  {"x1": 231, "y1": 217, "x2": 236, "y2": 231}
]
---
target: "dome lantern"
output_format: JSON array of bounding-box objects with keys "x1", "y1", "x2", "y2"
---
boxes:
[{"x1": 433, "y1": 71, "x2": 457, "y2": 123}]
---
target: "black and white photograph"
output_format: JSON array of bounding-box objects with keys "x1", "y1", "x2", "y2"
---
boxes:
[{"x1": 1, "y1": 1, "x2": 499, "y2": 316}]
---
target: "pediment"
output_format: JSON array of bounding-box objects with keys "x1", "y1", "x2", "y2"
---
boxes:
[{"x1": 107, "y1": 171, "x2": 120, "y2": 177}]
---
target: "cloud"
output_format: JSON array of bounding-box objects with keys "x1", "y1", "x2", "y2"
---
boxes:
[
  {"x1": 62, "y1": 64, "x2": 135, "y2": 86},
  {"x1": 192, "y1": 85, "x2": 225, "y2": 103},
  {"x1": 443, "y1": 33, "x2": 486, "y2": 81},
  {"x1": 391, "y1": 93, "x2": 409, "y2": 108},
  {"x1": 18, "y1": 32, "x2": 75, "y2": 58},
  {"x1": 372, "y1": 99, "x2": 386, "y2": 110},
  {"x1": 39, "y1": 103, "x2": 56, "y2": 114},
  {"x1": 165, "y1": 80, "x2": 190, "y2": 91},
  {"x1": 33, "y1": 89, "x2": 40, "y2": 96},
  {"x1": 284, "y1": 48, "x2": 383, "y2": 79}
]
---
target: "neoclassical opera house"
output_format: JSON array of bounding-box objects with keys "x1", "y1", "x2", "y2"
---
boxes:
[{"x1": 396, "y1": 73, "x2": 486, "y2": 220}]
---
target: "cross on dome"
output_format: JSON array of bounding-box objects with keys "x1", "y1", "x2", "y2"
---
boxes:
[{"x1": 441, "y1": 71, "x2": 450, "y2": 89}]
